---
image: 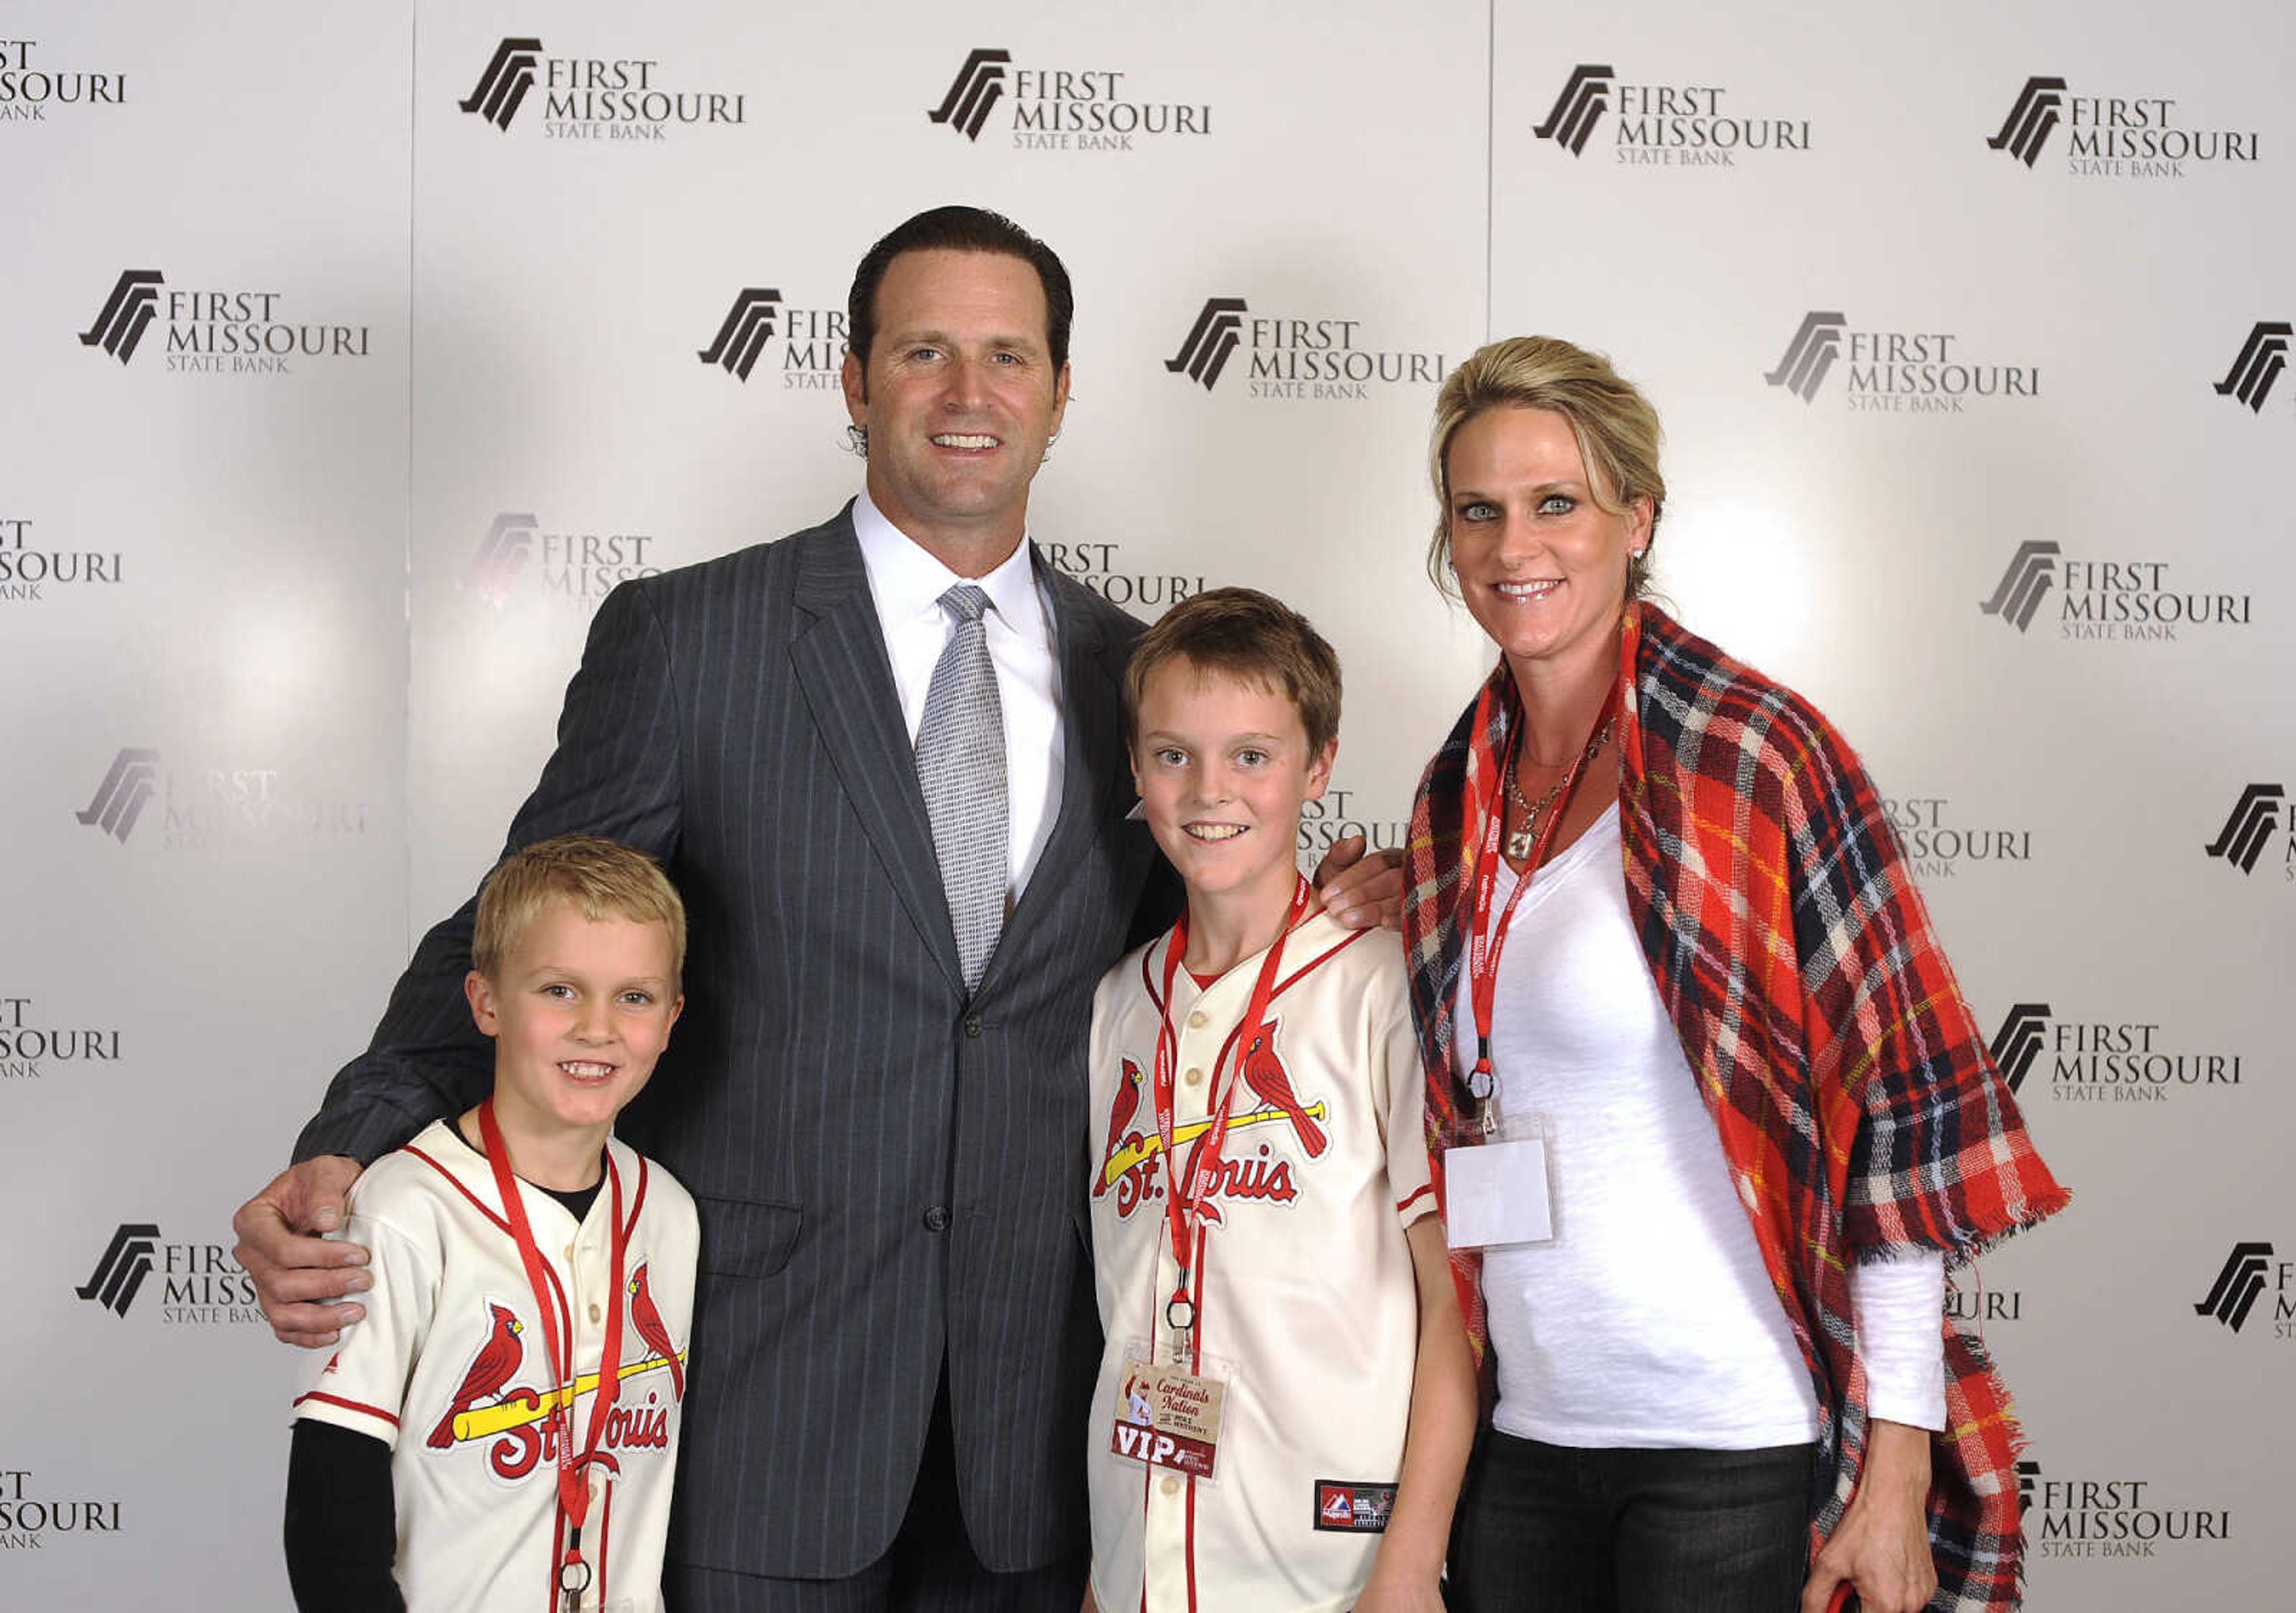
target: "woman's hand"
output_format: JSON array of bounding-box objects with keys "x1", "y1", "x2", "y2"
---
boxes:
[{"x1": 1800, "y1": 1419, "x2": 1937, "y2": 1613}]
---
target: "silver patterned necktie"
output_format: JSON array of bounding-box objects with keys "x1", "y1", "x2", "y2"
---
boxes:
[{"x1": 915, "y1": 584, "x2": 1007, "y2": 992}]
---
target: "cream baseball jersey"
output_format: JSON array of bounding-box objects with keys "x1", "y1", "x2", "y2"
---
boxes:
[
  {"x1": 292, "y1": 1120, "x2": 698, "y2": 1612},
  {"x1": 1085, "y1": 909, "x2": 1434, "y2": 1613}
]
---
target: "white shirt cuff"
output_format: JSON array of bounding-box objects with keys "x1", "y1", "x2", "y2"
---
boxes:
[{"x1": 1850, "y1": 1250, "x2": 1947, "y2": 1432}]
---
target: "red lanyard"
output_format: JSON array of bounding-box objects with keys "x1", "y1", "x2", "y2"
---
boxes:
[
  {"x1": 1150, "y1": 876, "x2": 1311, "y2": 1341},
  {"x1": 1464, "y1": 692, "x2": 1616, "y2": 1135},
  {"x1": 478, "y1": 1099, "x2": 630, "y2": 1609}
]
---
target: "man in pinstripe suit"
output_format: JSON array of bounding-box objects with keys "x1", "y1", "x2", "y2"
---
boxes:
[{"x1": 234, "y1": 206, "x2": 1396, "y2": 1609}]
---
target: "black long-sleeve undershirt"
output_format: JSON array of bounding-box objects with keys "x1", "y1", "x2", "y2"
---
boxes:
[{"x1": 284, "y1": 1419, "x2": 403, "y2": 1612}]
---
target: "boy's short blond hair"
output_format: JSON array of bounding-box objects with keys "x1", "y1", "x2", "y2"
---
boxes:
[
  {"x1": 1123, "y1": 588, "x2": 1343, "y2": 757},
  {"x1": 471, "y1": 835, "x2": 687, "y2": 985}
]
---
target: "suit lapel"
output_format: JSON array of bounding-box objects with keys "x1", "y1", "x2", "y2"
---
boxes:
[
  {"x1": 992, "y1": 557, "x2": 1129, "y2": 988},
  {"x1": 788, "y1": 512, "x2": 964, "y2": 993}
]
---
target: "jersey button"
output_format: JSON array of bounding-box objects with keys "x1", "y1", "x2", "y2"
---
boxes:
[
  {"x1": 588, "y1": 1303, "x2": 602, "y2": 1324},
  {"x1": 1159, "y1": 1474, "x2": 1182, "y2": 1496},
  {"x1": 1183, "y1": 1067, "x2": 1204, "y2": 1087},
  {"x1": 923, "y1": 1205, "x2": 951, "y2": 1232},
  {"x1": 563, "y1": 1244, "x2": 576, "y2": 1262},
  {"x1": 1186, "y1": 1010, "x2": 1208, "y2": 1029}
]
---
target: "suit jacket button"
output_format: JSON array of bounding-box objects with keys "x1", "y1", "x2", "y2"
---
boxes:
[
  {"x1": 964, "y1": 1015, "x2": 983, "y2": 1037},
  {"x1": 923, "y1": 1205, "x2": 951, "y2": 1232}
]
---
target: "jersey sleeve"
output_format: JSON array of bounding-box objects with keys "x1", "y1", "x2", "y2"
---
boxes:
[
  {"x1": 1375, "y1": 962, "x2": 1437, "y2": 1226},
  {"x1": 291, "y1": 1206, "x2": 438, "y2": 1450}
]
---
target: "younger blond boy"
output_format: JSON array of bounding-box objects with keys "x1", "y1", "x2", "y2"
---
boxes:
[
  {"x1": 286, "y1": 835, "x2": 698, "y2": 1612},
  {"x1": 1085, "y1": 589, "x2": 1474, "y2": 1612}
]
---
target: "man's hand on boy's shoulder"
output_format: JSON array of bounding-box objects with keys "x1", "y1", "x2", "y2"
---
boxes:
[
  {"x1": 232, "y1": 1155, "x2": 373, "y2": 1347},
  {"x1": 1314, "y1": 834, "x2": 1406, "y2": 933}
]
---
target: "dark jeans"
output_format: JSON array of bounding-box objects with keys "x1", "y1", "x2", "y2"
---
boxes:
[
  {"x1": 665, "y1": 1370, "x2": 1085, "y2": 1613},
  {"x1": 1447, "y1": 1429, "x2": 1815, "y2": 1613}
]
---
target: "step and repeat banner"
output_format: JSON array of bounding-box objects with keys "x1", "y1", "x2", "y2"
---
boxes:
[{"x1": 3, "y1": 1, "x2": 2286, "y2": 1605}]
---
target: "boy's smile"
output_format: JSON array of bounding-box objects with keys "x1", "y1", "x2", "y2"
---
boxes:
[
  {"x1": 1131, "y1": 660, "x2": 1335, "y2": 918},
  {"x1": 464, "y1": 897, "x2": 683, "y2": 1175}
]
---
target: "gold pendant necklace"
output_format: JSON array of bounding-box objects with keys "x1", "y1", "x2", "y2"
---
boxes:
[{"x1": 1503, "y1": 718, "x2": 1613, "y2": 861}]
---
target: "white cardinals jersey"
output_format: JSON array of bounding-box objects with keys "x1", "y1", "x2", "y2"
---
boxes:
[
  {"x1": 292, "y1": 1120, "x2": 698, "y2": 1612},
  {"x1": 1085, "y1": 910, "x2": 1434, "y2": 1613}
]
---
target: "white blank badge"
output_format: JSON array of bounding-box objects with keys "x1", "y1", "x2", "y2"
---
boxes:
[{"x1": 1443, "y1": 1137, "x2": 1554, "y2": 1250}]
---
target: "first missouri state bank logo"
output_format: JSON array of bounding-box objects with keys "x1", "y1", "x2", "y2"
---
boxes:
[
  {"x1": 74, "y1": 747, "x2": 370, "y2": 848},
  {"x1": 1764, "y1": 312, "x2": 1842, "y2": 402},
  {"x1": 75, "y1": 748, "x2": 160, "y2": 841},
  {"x1": 459, "y1": 37, "x2": 541, "y2": 129},
  {"x1": 1534, "y1": 65, "x2": 1612, "y2": 155},
  {"x1": 1164, "y1": 297, "x2": 1446, "y2": 401},
  {"x1": 1982, "y1": 999, "x2": 2242, "y2": 1105},
  {"x1": 1763, "y1": 311, "x2": 2036, "y2": 411},
  {"x1": 72, "y1": 1222, "x2": 260, "y2": 1324},
  {"x1": 1167, "y1": 298, "x2": 1248, "y2": 389},
  {"x1": 1531, "y1": 63, "x2": 1811, "y2": 165},
  {"x1": 928, "y1": 49, "x2": 1010, "y2": 140},
  {"x1": 459, "y1": 511, "x2": 662, "y2": 610},
  {"x1": 1987, "y1": 78, "x2": 2065, "y2": 166},
  {"x1": 461, "y1": 514, "x2": 538, "y2": 607},
  {"x1": 1988, "y1": 1004, "x2": 2050, "y2": 1095},
  {"x1": 78, "y1": 270, "x2": 164, "y2": 362},
  {"x1": 2215, "y1": 322, "x2": 2291, "y2": 413},
  {"x1": 2196, "y1": 1243, "x2": 2274, "y2": 1333},
  {"x1": 1979, "y1": 540, "x2": 2251, "y2": 641},
  {"x1": 75, "y1": 1224, "x2": 161, "y2": 1315},
  {"x1": 78, "y1": 268, "x2": 370, "y2": 374},
  {"x1": 700, "y1": 289, "x2": 781, "y2": 381},
  {"x1": 1986, "y1": 75, "x2": 2258, "y2": 177},
  {"x1": 695, "y1": 286, "x2": 844, "y2": 389},
  {"x1": 1, "y1": 38, "x2": 129, "y2": 121},
  {"x1": 925, "y1": 47, "x2": 1210, "y2": 150},
  {"x1": 1979, "y1": 542, "x2": 2059, "y2": 634},
  {"x1": 2204, "y1": 784, "x2": 2286, "y2": 876},
  {"x1": 456, "y1": 35, "x2": 745, "y2": 138}
]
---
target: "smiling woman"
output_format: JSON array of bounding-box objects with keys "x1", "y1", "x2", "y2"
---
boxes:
[{"x1": 1405, "y1": 337, "x2": 2068, "y2": 1613}]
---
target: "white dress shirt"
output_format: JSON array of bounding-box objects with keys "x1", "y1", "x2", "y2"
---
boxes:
[{"x1": 850, "y1": 489, "x2": 1067, "y2": 905}]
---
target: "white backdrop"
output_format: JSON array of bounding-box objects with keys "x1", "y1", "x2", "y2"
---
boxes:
[{"x1": 3, "y1": 1, "x2": 2288, "y2": 1605}]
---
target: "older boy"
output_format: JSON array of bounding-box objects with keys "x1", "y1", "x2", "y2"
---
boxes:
[
  {"x1": 1085, "y1": 591, "x2": 1474, "y2": 1613},
  {"x1": 285, "y1": 836, "x2": 697, "y2": 1612}
]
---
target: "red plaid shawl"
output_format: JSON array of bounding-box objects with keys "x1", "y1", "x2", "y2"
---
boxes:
[{"x1": 1404, "y1": 604, "x2": 2068, "y2": 1609}]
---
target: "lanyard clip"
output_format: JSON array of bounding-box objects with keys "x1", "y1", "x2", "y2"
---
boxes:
[
  {"x1": 559, "y1": 1549, "x2": 592, "y2": 1611},
  {"x1": 1165, "y1": 1266, "x2": 1196, "y2": 1334},
  {"x1": 1471, "y1": 1038, "x2": 1499, "y2": 1136}
]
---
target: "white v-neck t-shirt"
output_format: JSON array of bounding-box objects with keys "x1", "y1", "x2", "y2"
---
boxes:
[{"x1": 1455, "y1": 803, "x2": 1941, "y2": 1449}]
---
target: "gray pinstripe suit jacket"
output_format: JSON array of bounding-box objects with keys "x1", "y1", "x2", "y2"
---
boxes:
[{"x1": 296, "y1": 505, "x2": 1173, "y2": 1579}]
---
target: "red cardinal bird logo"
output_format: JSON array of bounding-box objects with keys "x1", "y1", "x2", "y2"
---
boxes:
[
  {"x1": 1095, "y1": 1058, "x2": 1146, "y2": 1196},
  {"x1": 1239, "y1": 1016, "x2": 1326, "y2": 1157},
  {"x1": 427, "y1": 1301, "x2": 524, "y2": 1449},
  {"x1": 626, "y1": 1263, "x2": 685, "y2": 1402}
]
